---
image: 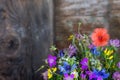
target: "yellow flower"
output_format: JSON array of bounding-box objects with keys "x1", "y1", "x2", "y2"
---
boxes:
[
  {"x1": 48, "y1": 69, "x2": 52, "y2": 79},
  {"x1": 107, "y1": 56, "x2": 113, "y2": 60},
  {"x1": 104, "y1": 49, "x2": 113, "y2": 56},
  {"x1": 68, "y1": 35, "x2": 73, "y2": 40},
  {"x1": 48, "y1": 67, "x2": 57, "y2": 79},
  {"x1": 104, "y1": 48, "x2": 114, "y2": 60}
]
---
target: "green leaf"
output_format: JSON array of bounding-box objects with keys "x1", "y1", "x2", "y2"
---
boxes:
[{"x1": 50, "y1": 45, "x2": 57, "y2": 51}]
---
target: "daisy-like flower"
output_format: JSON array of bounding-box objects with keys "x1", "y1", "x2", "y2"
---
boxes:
[
  {"x1": 91, "y1": 28, "x2": 110, "y2": 47},
  {"x1": 47, "y1": 54, "x2": 57, "y2": 67},
  {"x1": 64, "y1": 74, "x2": 74, "y2": 80}
]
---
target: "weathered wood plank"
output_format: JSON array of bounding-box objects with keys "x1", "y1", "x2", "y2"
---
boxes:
[{"x1": 0, "y1": 0, "x2": 53, "y2": 80}]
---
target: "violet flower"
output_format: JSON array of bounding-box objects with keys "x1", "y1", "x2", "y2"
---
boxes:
[
  {"x1": 80, "y1": 58, "x2": 88, "y2": 70},
  {"x1": 75, "y1": 34, "x2": 83, "y2": 40},
  {"x1": 110, "y1": 39, "x2": 120, "y2": 47},
  {"x1": 89, "y1": 69, "x2": 109, "y2": 80},
  {"x1": 113, "y1": 72, "x2": 120, "y2": 80},
  {"x1": 47, "y1": 54, "x2": 57, "y2": 67},
  {"x1": 80, "y1": 73, "x2": 86, "y2": 79},
  {"x1": 64, "y1": 74, "x2": 74, "y2": 80},
  {"x1": 69, "y1": 44, "x2": 77, "y2": 57},
  {"x1": 117, "y1": 62, "x2": 120, "y2": 68}
]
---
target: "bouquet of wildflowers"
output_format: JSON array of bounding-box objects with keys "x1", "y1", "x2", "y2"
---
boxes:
[{"x1": 40, "y1": 27, "x2": 120, "y2": 80}]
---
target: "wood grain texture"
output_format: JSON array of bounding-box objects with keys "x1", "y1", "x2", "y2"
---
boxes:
[
  {"x1": 0, "y1": 0, "x2": 53, "y2": 80},
  {"x1": 54, "y1": 0, "x2": 110, "y2": 49}
]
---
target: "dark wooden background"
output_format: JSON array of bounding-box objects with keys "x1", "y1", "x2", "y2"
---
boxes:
[{"x1": 0, "y1": 0, "x2": 53, "y2": 80}]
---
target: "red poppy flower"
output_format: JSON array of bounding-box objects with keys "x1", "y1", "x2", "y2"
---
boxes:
[{"x1": 91, "y1": 28, "x2": 110, "y2": 47}]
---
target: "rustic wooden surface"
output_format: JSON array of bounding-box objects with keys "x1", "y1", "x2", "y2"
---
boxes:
[
  {"x1": 54, "y1": 0, "x2": 120, "y2": 49},
  {"x1": 0, "y1": 0, "x2": 53, "y2": 80}
]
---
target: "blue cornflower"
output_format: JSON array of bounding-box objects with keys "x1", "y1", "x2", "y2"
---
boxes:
[
  {"x1": 90, "y1": 47, "x2": 100, "y2": 56},
  {"x1": 58, "y1": 61, "x2": 77, "y2": 74},
  {"x1": 90, "y1": 69, "x2": 109, "y2": 80}
]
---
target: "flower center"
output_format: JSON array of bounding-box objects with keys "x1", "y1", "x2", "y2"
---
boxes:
[
  {"x1": 49, "y1": 59, "x2": 54, "y2": 63},
  {"x1": 66, "y1": 65, "x2": 71, "y2": 71},
  {"x1": 98, "y1": 36, "x2": 103, "y2": 41}
]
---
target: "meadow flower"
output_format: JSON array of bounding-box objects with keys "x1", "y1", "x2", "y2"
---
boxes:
[
  {"x1": 58, "y1": 50, "x2": 64, "y2": 57},
  {"x1": 113, "y1": 72, "x2": 120, "y2": 80},
  {"x1": 64, "y1": 74, "x2": 74, "y2": 80},
  {"x1": 68, "y1": 35, "x2": 74, "y2": 40},
  {"x1": 80, "y1": 70, "x2": 91, "y2": 79},
  {"x1": 80, "y1": 58, "x2": 88, "y2": 70},
  {"x1": 104, "y1": 48, "x2": 114, "y2": 60},
  {"x1": 91, "y1": 28, "x2": 110, "y2": 47},
  {"x1": 80, "y1": 73, "x2": 86, "y2": 79},
  {"x1": 90, "y1": 47, "x2": 100, "y2": 56},
  {"x1": 68, "y1": 44, "x2": 77, "y2": 56},
  {"x1": 90, "y1": 69, "x2": 109, "y2": 80},
  {"x1": 75, "y1": 33, "x2": 83, "y2": 40},
  {"x1": 117, "y1": 62, "x2": 120, "y2": 68},
  {"x1": 90, "y1": 58, "x2": 102, "y2": 70},
  {"x1": 48, "y1": 67, "x2": 57, "y2": 79},
  {"x1": 71, "y1": 70, "x2": 78, "y2": 78},
  {"x1": 110, "y1": 39, "x2": 120, "y2": 47},
  {"x1": 58, "y1": 62, "x2": 77, "y2": 74},
  {"x1": 47, "y1": 54, "x2": 57, "y2": 67}
]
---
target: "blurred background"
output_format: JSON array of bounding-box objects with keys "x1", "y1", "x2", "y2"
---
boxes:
[{"x1": 0, "y1": 0, "x2": 119, "y2": 80}]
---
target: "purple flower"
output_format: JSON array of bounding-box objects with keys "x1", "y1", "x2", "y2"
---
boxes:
[
  {"x1": 80, "y1": 58, "x2": 88, "y2": 70},
  {"x1": 75, "y1": 34, "x2": 83, "y2": 40},
  {"x1": 69, "y1": 44, "x2": 77, "y2": 56},
  {"x1": 80, "y1": 73, "x2": 86, "y2": 79},
  {"x1": 64, "y1": 74, "x2": 74, "y2": 80},
  {"x1": 117, "y1": 62, "x2": 120, "y2": 68},
  {"x1": 113, "y1": 72, "x2": 120, "y2": 80},
  {"x1": 47, "y1": 54, "x2": 57, "y2": 67},
  {"x1": 110, "y1": 39, "x2": 120, "y2": 47}
]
